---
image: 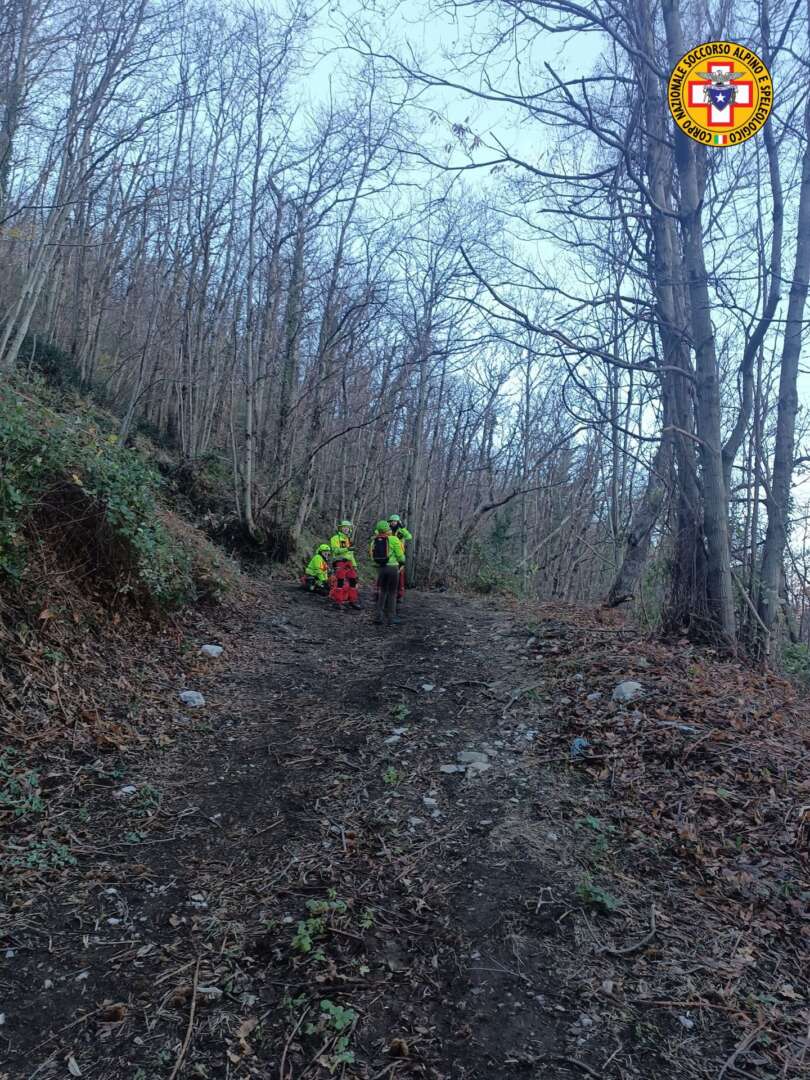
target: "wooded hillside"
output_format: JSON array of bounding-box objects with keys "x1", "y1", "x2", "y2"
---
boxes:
[
  {"x1": 1, "y1": 0, "x2": 809, "y2": 659},
  {"x1": 3, "y1": 4, "x2": 810, "y2": 1078}
]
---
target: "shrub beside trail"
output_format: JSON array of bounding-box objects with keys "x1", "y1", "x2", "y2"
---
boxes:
[{"x1": 0, "y1": 380, "x2": 233, "y2": 613}]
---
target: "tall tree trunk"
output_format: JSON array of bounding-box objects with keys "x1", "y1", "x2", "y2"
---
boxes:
[
  {"x1": 271, "y1": 207, "x2": 306, "y2": 489},
  {"x1": 0, "y1": 0, "x2": 34, "y2": 218},
  {"x1": 661, "y1": 0, "x2": 736, "y2": 648},
  {"x1": 758, "y1": 87, "x2": 810, "y2": 644},
  {"x1": 606, "y1": 431, "x2": 672, "y2": 606},
  {"x1": 627, "y1": 0, "x2": 705, "y2": 632}
]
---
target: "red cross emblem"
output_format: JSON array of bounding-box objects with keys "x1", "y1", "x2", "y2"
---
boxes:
[{"x1": 687, "y1": 61, "x2": 753, "y2": 127}]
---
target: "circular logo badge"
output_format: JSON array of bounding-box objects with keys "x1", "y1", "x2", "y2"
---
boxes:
[{"x1": 667, "y1": 41, "x2": 773, "y2": 146}]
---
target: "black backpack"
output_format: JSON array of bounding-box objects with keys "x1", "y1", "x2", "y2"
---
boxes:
[{"x1": 372, "y1": 535, "x2": 389, "y2": 565}]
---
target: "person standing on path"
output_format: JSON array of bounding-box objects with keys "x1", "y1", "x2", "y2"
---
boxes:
[
  {"x1": 386, "y1": 514, "x2": 412, "y2": 610},
  {"x1": 329, "y1": 520, "x2": 362, "y2": 611},
  {"x1": 368, "y1": 520, "x2": 405, "y2": 626}
]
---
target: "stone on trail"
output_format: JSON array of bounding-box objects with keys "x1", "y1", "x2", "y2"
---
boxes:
[
  {"x1": 569, "y1": 737, "x2": 591, "y2": 760},
  {"x1": 384, "y1": 735, "x2": 401, "y2": 745},
  {"x1": 612, "y1": 680, "x2": 643, "y2": 703},
  {"x1": 422, "y1": 797, "x2": 438, "y2": 808},
  {"x1": 467, "y1": 761, "x2": 491, "y2": 774},
  {"x1": 457, "y1": 750, "x2": 489, "y2": 765},
  {"x1": 199, "y1": 644, "x2": 223, "y2": 658},
  {"x1": 113, "y1": 785, "x2": 138, "y2": 800},
  {"x1": 440, "y1": 764, "x2": 464, "y2": 774},
  {"x1": 179, "y1": 690, "x2": 205, "y2": 707}
]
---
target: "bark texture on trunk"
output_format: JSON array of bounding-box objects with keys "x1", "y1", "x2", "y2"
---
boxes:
[
  {"x1": 606, "y1": 433, "x2": 671, "y2": 606},
  {"x1": 661, "y1": 0, "x2": 736, "y2": 649},
  {"x1": 758, "y1": 92, "x2": 810, "y2": 641}
]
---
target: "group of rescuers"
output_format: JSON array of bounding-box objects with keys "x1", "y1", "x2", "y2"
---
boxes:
[{"x1": 300, "y1": 516, "x2": 412, "y2": 625}]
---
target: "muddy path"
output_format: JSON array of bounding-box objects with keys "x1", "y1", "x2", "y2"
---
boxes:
[{"x1": 4, "y1": 585, "x2": 741, "y2": 1079}]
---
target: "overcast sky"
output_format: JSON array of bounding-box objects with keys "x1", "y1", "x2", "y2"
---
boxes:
[{"x1": 291, "y1": 1, "x2": 810, "y2": 514}]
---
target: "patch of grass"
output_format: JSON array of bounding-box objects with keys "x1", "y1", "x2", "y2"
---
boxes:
[
  {"x1": 0, "y1": 749, "x2": 44, "y2": 818},
  {"x1": 281, "y1": 992, "x2": 308, "y2": 1013},
  {"x1": 291, "y1": 894, "x2": 349, "y2": 959},
  {"x1": 576, "y1": 874, "x2": 621, "y2": 913},
  {"x1": 132, "y1": 783, "x2": 161, "y2": 815},
  {"x1": 586, "y1": 835, "x2": 610, "y2": 862},
  {"x1": 578, "y1": 814, "x2": 612, "y2": 833},
  {"x1": 305, "y1": 999, "x2": 358, "y2": 1073},
  {"x1": 9, "y1": 838, "x2": 77, "y2": 870},
  {"x1": 576, "y1": 815, "x2": 616, "y2": 862},
  {"x1": 383, "y1": 766, "x2": 401, "y2": 786},
  {"x1": 390, "y1": 701, "x2": 410, "y2": 723},
  {"x1": 783, "y1": 642, "x2": 810, "y2": 682}
]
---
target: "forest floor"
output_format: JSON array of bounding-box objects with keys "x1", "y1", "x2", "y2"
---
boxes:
[{"x1": 2, "y1": 581, "x2": 809, "y2": 1080}]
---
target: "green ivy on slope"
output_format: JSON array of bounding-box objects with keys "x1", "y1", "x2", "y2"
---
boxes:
[{"x1": 0, "y1": 384, "x2": 195, "y2": 609}]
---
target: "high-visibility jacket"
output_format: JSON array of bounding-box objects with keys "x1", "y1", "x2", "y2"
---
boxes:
[
  {"x1": 304, "y1": 553, "x2": 329, "y2": 584},
  {"x1": 368, "y1": 532, "x2": 405, "y2": 568},
  {"x1": 329, "y1": 531, "x2": 357, "y2": 567},
  {"x1": 392, "y1": 525, "x2": 413, "y2": 552}
]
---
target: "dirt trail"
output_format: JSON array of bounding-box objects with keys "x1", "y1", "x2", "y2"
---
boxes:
[{"x1": 4, "y1": 585, "x2": 762, "y2": 1079}]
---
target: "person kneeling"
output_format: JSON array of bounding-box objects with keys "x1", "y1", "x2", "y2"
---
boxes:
[{"x1": 300, "y1": 544, "x2": 331, "y2": 595}]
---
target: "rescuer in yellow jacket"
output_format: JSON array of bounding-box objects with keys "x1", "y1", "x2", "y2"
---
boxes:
[
  {"x1": 329, "y1": 520, "x2": 361, "y2": 610},
  {"x1": 368, "y1": 520, "x2": 405, "y2": 626},
  {"x1": 300, "y1": 543, "x2": 331, "y2": 594},
  {"x1": 386, "y1": 514, "x2": 412, "y2": 609}
]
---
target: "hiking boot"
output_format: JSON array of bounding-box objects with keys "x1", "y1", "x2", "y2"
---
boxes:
[
  {"x1": 372, "y1": 616, "x2": 383, "y2": 625},
  {"x1": 390, "y1": 615, "x2": 401, "y2": 625},
  {"x1": 350, "y1": 602, "x2": 363, "y2": 610}
]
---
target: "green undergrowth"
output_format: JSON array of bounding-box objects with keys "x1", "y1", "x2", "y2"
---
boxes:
[
  {"x1": 0, "y1": 378, "x2": 233, "y2": 610},
  {"x1": 782, "y1": 641, "x2": 810, "y2": 683}
]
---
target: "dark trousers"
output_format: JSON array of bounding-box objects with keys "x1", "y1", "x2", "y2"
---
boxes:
[
  {"x1": 375, "y1": 564, "x2": 399, "y2": 623},
  {"x1": 301, "y1": 575, "x2": 328, "y2": 594},
  {"x1": 375, "y1": 567, "x2": 405, "y2": 605}
]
